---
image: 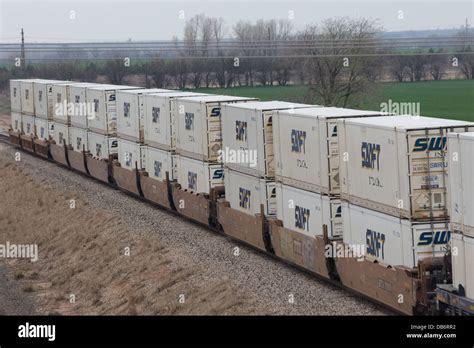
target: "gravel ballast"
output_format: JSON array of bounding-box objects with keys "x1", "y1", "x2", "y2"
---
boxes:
[{"x1": 0, "y1": 141, "x2": 388, "y2": 315}]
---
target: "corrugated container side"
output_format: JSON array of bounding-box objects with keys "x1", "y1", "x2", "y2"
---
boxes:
[
  {"x1": 116, "y1": 89, "x2": 171, "y2": 143},
  {"x1": 10, "y1": 80, "x2": 22, "y2": 112},
  {"x1": 51, "y1": 84, "x2": 71, "y2": 124},
  {"x1": 276, "y1": 183, "x2": 342, "y2": 238},
  {"x1": 87, "y1": 86, "x2": 143, "y2": 135},
  {"x1": 22, "y1": 115, "x2": 35, "y2": 137},
  {"x1": 465, "y1": 236, "x2": 474, "y2": 299},
  {"x1": 273, "y1": 110, "x2": 325, "y2": 193},
  {"x1": 174, "y1": 97, "x2": 257, "y2": 162},
  {"x1": 143, "y1": 92, "x2": 207, "y2": 149},
  {"x1": 69, "y1": 126, "x2": 89, "y2": 152},
  {"x1": 117, "y1": 138, "x2": 145, "y2": 171},
  {"x1": 273, "y1": 108, "x2": 388, "y2": 195},
  {"x1": 34, "y1": 80, "x2": 67, "y2": 119},
  {"x1": 176, "y1": 155, "x2": 224, "y2": 194},
  {"x1": 51, "y1": 122, "x2": 70, "y2": 146},
  {"x1": 221, "y1": 102, "x2": 311, "y2": 178},
  {"x1": 10, "y1": 112, "x2": 22, "y2": 133},
  {"x1": 68, "y1": 83, "x2": 102, "y2": 128},
  {"x1": 448, "y1": 133, "x2": 474, "y2": 237},
  {"x1": 224, "y1": 167, "x2": 276, "y2": 216},
  {"x1": 342, "y1": 201, "x2": 451, "y2": 268},
  {"x1": 339, "y1": 117, "x2": 474, "y2": 220},
  {"x1": 144, "y1": 146, "x2": 176, "y2": 182},
  {"x1": 20, "y1": 80, "x2": 35, "y2": 115},
  {"x1": 87, "y1": 131, "x2": 117, "y2": 160},
  {"x1": 34, "y1": 118, "x2": 53, "y2": 141}
]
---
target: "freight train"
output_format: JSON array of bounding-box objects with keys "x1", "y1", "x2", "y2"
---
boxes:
[{"x1": 6, "y1": 78, "x2": 474, "y2": 316}]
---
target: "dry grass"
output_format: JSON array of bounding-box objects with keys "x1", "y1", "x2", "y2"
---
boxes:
[{"x1": 0, "y1": 159, "x2": 260, "y2": 315}]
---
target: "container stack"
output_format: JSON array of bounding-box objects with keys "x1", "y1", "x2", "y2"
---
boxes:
[
  {"x1": 85, "y1": 85, "x2": 142, "y2": 162},
  {"x1": 338, "y1": 116, "x2": 474, "y2": 268},
  {"x1": 10, "y1": 79, "x2": 67, "y2": 148},
  {"x1": 115, "y1": 89, "x2": 172, "y2": 173},
  {"x1": 50, "y1": 81, "x2": 97, "y2": 149},
  {"x1": 447, "y1": 132, "x2": 474, "y2": 301},
  {"x1": 32, "y1": 79, "x2": 69, "y2": 143},
  {"x1": 221, "y1": 101, "x2": 312, "y2": 216},
  {"x1": 272, "y1": 107, "x2": 389, "y2": 239},
  {"x1": 173, "y1": 95, "x2": 258, "y2": 194},
  {"x1": 141, "y1": 91, "x2": 209, "y2": 184}
]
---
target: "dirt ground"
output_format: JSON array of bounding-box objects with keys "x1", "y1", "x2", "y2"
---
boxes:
[{"x1": 0, "y1": 156, "x2": 261, "y2": 315}]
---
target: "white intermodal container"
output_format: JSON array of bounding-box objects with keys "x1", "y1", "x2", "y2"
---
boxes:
[
  {"x1": 224, "y1": 167, "x2": 277, "y2": 216},
  {"x1": 69, "y1": 126, "x2": 89, "y2": 152},
  {"x1": 143, "y1": 91, "x2": 208, "y2": 150},
  {"x1": 68, "y1": 83, "x2": 105, "y2": 128},
  {"x1": 22, "y1": 115, "x2": 35, "y2": 137},
  {"x1": 342, "y1": 201, "x2": 451, "y2": 268},
  {"x1": 221, "y1": 101, "x2": 311, "y2": 178},
  {"x1": 448, "y1": 132, "x2": 474, "y2": 237},
  {"x1": 10, "y1": 80, "x2": 24, "y2": 112},
  {"x1": 10, "y1": 112, "x2": 22, "y2": 133},
  {"x1": 338, "y1": 116, "x2": 474, "y2": 220},
  {"x1": 34, "y1": 117, "x2": 54, "y2": 141},
  {"x1": 274, "y1": 107, "x2": 388, "y2": 195},
  {"x1": 87, "y1": 131, "x2": 118, "y2": 160},
  {"x1": 176, "y1": 155, "x2": 224, "y2": 194},
  {"x1": 144, "y1": 146, "x2": 176, "y2": 182},
  {"x1": 174, "y1": 95, "x2": 258, "y2": 162},
  {"x1": 117, "y1": 138, "x2": 146, "y2": 171},
  {"x1": 276, "y1": 183, "x2": 342, "y2": 238},
  {"x1": 87, "y1": 85, "x2": 143, "y2": 135},
  {"x1": 116, "y1": 89, "x2": 171, "y2": 143},
  {"x1": 20, "y1": 79, "x2": 38, "y2": 115},
  {"x1": 33, "y1": 80, "x2": 68, "y2": 119},
  {"x1": 451, "y1": 233, "x2": 474, "y2": 299},
  {"x1": 51, "y1": 82, "x2": 98, "y2": 125},
  {"x1": 51, "y1": 122, "x2": 70, "y2": 146}
]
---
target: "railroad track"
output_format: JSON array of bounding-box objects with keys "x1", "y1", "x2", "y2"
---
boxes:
[{"x1": 0, "y1": 134, "x2": 402, "y2": 315}]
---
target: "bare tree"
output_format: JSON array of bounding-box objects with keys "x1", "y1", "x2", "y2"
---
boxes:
[
  {"x1": 427, "y1": 48, "x2": 446, "y2": 80},
  {"x1": 391, "y1": 56, "x2": 411, "y2": 82},
  {"x1": 103, "y1": 55, "x2": 128, "y2": 84},
  {"x1": 301, "y1": 17, "x2": 382, "y2": 107}
]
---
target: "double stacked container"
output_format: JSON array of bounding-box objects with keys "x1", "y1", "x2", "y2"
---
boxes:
[
  {"x1": 339, "y1": 115, "x2": 474, "y2": 267},
  {"x1": 142, "y1": 92, "x2": 208, "y2": 183},
  {"x1": 273, "y1": 107, "x2": 389, "y2": 238},
  {"x1": 115, "y1": 89, "x2": 170, "y2": 171},
  {"x1": 10, "y1": 79, "x2": 67, "y2": 141},
  {"x1": 448, "y1": 132, "x2": 474, "y2": 300},
  {"x1": 86, "y1": 85, "x2": 142, "y2": 161},
  {"x1": 66, "y1": 83, "x2": 105, "y2": 153},
  {"x1": 50, "y1": 82, "x2": 101, "y2": 148},
  {"x1": 221, "y1": 101, "x2": 311, "y2": 216},
  {"x1": 173, "y1": 95, "x2": 258, "y2": 194},
  {"x1": 33, "y1": 79, "x2": 68, "y2": 141}
]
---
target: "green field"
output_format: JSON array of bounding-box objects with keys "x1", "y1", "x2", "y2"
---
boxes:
[{"x1": 196, "y1": 80, "x2": 474, "y2": 122}]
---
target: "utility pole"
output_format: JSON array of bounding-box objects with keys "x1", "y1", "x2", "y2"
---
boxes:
[{"x1": 21, "y1": 28, "x2": 25, "y2": 69}]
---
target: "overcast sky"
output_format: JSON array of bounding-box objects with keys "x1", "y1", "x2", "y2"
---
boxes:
[{"x1": 0, "y1": 0, "x2": 472, "y2": 42}]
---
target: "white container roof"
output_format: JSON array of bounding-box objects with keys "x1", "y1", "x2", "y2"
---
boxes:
[
  {"x1": 343, "y1": 115, "x2": 473, "y2": 130},
  {"x1": 225, "y1": 100, "x2": 313, "y2": 111}
]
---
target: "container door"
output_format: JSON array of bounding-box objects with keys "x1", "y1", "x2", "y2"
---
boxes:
[
  {"x1": 408, "y1": 128, "x2": 450, "y2": 220},
  {"x1": 327, "y1": 120, "x2": 341, "y2": 193},
  {"x1": 262, "y1": 110, "x2": 275, "y2": 177},
  {"x1": 207, "y1": 103, "x2": 223, "y2": 161}
]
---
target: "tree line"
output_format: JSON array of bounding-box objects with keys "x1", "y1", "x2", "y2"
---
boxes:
[{"x1": 1, "y1": 15, "x2": 473, "y2": 107}]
